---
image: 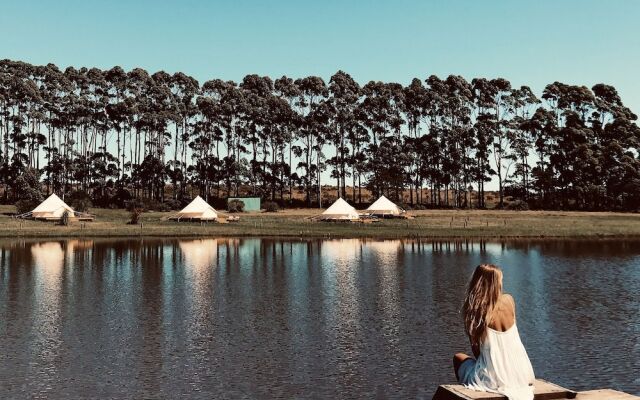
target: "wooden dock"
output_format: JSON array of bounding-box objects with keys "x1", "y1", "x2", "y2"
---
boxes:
[{"x1": 432, "y1": 379, "x2": 639, "y2": 400}]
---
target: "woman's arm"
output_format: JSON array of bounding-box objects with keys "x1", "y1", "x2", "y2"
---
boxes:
[{"x1": 504, "y1": 293, "x2": 516, "y2": 316}]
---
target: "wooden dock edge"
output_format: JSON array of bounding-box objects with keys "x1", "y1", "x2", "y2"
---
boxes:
[
  {"x1": 576, "y1": 389, "x2": 639, "y2": 399},
  {"x1": 432, "y1": 379, "x2": 639, "y2": 400}
]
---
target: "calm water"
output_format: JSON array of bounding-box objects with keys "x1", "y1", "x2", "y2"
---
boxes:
[{"x1": 0, "y1": 238, "x2": 638, "y2": 399}]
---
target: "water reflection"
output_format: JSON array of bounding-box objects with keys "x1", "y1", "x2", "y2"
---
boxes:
[
  {"x1": 179, "y1": 238, "x2": 217, "y2": 390},
  {"x1": 0, "y1": 238, "x2": 637, "y2": 398},
  {"x1": 30, "y1": 241, "x2": 66, "y2": 396}
]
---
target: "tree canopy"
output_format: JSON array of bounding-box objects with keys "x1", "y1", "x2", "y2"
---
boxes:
[{"x1": 1, "y1": 59, "x2": 639, "y2": 211}]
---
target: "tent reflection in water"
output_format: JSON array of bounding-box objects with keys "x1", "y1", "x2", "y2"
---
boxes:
[
  {"x1": 320, "y1": 198, "x2": 360, "y2": 221},
  {"x1": 179, "y1": 239, "x2": 218, "y2": 269},
  {"x1": 169, "y1": 196, "x2": 218, "y2": 221},
  {"x1": 31, "y1": 241, "x2": 65, "y2": 270},
  {"x1": 366, "y1": 195, "x2": 405, "y2": 218}
]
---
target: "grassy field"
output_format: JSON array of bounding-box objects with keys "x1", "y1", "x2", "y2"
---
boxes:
[{"x1": 2, "y1": 205, "x2": 640, "y2": 239}]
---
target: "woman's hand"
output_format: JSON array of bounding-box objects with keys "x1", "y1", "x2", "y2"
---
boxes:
[{"x1": 471, "y1": 342, "x2": 480, "y2": 358}]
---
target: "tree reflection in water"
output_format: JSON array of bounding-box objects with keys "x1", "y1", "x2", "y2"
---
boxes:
[{"x1": 0, "y1": 238, "x2": 636, "y2": 398}]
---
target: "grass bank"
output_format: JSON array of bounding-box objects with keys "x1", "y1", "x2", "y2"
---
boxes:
[{"x1": 2, "y1": 205, "x2": 640, "y2": 239}]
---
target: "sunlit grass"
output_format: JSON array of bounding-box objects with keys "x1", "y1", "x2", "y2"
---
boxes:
[{"x1": 1, "y1": 205, "x2": 639, "y2": 239}]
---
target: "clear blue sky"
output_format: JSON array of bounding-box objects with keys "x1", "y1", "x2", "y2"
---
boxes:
[{"x1": 2, "y1": 0, "x2": 639, "y2": 114}]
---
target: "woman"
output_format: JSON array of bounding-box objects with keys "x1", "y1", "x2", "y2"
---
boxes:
[{"x1": 453, "y1": 264, "x2": 535, "y2": 400}]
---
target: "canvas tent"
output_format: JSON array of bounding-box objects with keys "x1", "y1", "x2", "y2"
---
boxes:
[
  {"x1": 170, "y1": 196, "x2": 218, "y2": 221},
  {"x1": 366, "y1": 195, "x2": 404, "y2": 217},
  {"x1": 30, "y1": 193, "x2": 75, "y2": 220},
  {"x1": 320, "y1": 198, "x2": 360, "y2": 221}
]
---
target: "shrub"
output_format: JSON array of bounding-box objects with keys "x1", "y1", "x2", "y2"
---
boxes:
[
  {"x1": 129, "y1": 208, "x2": 142, "y2": 225},
  {"x1": 68, "y1": 190, "x2": 92, "y2": 212},
  {"x1": 125, "y1": 198, "x2": 144, "y2": 212},
  {"x1": 322, "y1": 195, "x2": 338, "y2": 206},
  {"x1": 13, "y1": 169, "x2": 43, "y2": 202},
  {"x1": 13, "y1": 169, "x2": 43, "y2": 214},
  {"x1": 506, "y1": 199, "x2": 530, "y2": 211},
  {"x1": 60, "y1": 210, "x2": 71, "y2": 226},
  {"x1": 263, "y1": 201, "x2": 280, "y2": 212},
  {"x1": 142, "y1": 198, "x2": 171, "y2": 212},
  {"x1": 111, "y1": 188, "x2": 133, "y2": 208},
  {"x1": 126, "y1": 198, "x2": 174, "y2": 212},
  {"x1": 15, "y1": 199, "x2": 40, "y2": 215},
  {"x1": 398, "y1": 202, "x2": 429, "y2": 211},
  {"x1": 164, "y1": 198, "x2": 183, "y2": 211},
  {"x1": 227, "y1": 199, "x2": 245, "y2": 213}
]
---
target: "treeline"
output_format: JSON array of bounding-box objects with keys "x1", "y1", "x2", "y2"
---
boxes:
[{"x1": 1, "y1": 59, "x2": 639, "y2": 211}]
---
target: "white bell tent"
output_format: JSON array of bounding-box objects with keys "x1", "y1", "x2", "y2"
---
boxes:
[
  {"x1": 170, "y1": 196, "x2": 218, "y2": 221},
  {"x1": 366, "y1": 195, "x2": 404, "y2": 217},
  {"x1": 30, "y1": 193, "x2": 75, "y2": 220},
  {"x1": 320, "y1": 198, "x2": 360, "y2": 221}
]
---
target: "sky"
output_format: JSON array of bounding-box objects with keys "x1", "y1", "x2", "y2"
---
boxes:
[
  {"x1": 2, "y1": 0, "x2": 638, "y2": 107},
  {"x1": 1, "y1": 0, "x2": 639, "y2": 188}
]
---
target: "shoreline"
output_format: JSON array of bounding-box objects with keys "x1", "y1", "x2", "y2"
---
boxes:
[
  {"x1": 4, "y1": 234, "x2": 640, "y2": 243},
  {"x1": 3, "y1": 206, "x2": 640, "y2": 240}
]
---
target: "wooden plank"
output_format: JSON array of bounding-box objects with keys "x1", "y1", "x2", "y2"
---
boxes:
[
  {"x1": 432, "y1": 379, "x2": 576, "y2": 400},
  {"x1": 576, "y1": 389, "x2": 640, "y2": 400}
]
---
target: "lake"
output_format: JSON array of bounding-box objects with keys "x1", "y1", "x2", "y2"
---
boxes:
[{"x1": 0, "y1": 238, "x2": 638, "y2": 398}]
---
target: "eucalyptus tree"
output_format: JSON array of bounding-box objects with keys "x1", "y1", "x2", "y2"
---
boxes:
[
  {"x1": 104, "y1": 66, "x2": 129, "y2": 179},
  {"x1": 130, "y1": 70, "x2": 174, "y2": 200},
  {"x1": 308, "y1": 98, "x2": 333, "y2": 207},
  {"x1": 441, "y1": 75, "x2": 474, "y2": 207},
  {"x1": 347, "y1": 117, "x2": 369, "y2": 203},
  {"x1": 239, "y1": 74, "x2": 274, "y2": 195},
  {"x1": 471, "y1": 78, "x2": 491, "y2": 207},
  {"x1": 527, "y1": 107, "x2": 556, "y2": 205},
  {"x1": 200, "y1": 79, "x2": 247, "y2": 196},
  {"x1": 292, "y1": 76, "x2": 328, "y2": 206},
  {"x1": 541, "y1": 83, "x2": 596, "y2": 208},
  {"x1": 190, "y1": 94, "x2": 223, "y2": 199},
  {"x1": 509, "y1": 86, "x2": 539, "y2": 200},
  {"x1": 168, "y1": 72, "x2": 199, "y2": 198},
  {"x1": 2, "y1": 58, "x2": 640, "y2": 212},
  {"x1": 263, "y1": 95, "x2": 295, "y2": 200},
  {"x1": 471, "y1": 77, "x2": 514, "y2": 208},
  {"x1": 328, "y1": 70, "x2": 360, "y2": 198},
  {"x1": 40, "y1": 64, "x2": 71, "y2": 196},
  {"x1": 401, "y1": 78, "x2": 429, "y2": 205},
  {"x1": 360, "y1": 81, "x2": 404, "y2": 199},
  {"x1": 423, "y1": 75, "x2": 449, "y2": 205},
  {"x1": 127, "y1": 68, "x2": 152, "y2": 177},
  {"x1": 274, "y1": 76, "x2": 302, "y2": 201},
  {"x1": 194, "y1": 85, "x2": 221, "y2": 199}
]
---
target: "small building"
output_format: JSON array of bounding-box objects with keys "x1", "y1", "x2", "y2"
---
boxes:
[{"x1": 227, "y1": 197, "x2": 261, "y2": 212}]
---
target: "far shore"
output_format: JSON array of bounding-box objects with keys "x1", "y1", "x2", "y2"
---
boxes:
[{"x1": 3, "y1": 206, "x2": 640, "y2": 239}]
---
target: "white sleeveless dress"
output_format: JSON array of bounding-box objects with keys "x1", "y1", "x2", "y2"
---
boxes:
[{"x1": 458, "y1": 323, "x2": 535, "y2": 400}]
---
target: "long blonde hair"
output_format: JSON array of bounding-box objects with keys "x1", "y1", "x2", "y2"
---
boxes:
[{"x1": 462, "y1": 264, "x2": 503, "y2": 346}]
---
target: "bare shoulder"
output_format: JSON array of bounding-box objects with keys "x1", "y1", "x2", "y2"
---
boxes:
[
  {"x1": 502, "y1": 293, "x2": 515, "y2": 304},
  {"x1": 489, "y1": 294, "x2": 516, "y2": 331},
  {"x1": 501, "y1": 293, "x2": 516, "y2": 313}
]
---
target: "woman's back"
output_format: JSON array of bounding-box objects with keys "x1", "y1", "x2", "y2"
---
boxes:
[
  {"x1": 462, "y1": 294, "x2": 535, "y2": 400},
  {"x1": 488, "y1": 294, "x2": 516, "y2": 332}
]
